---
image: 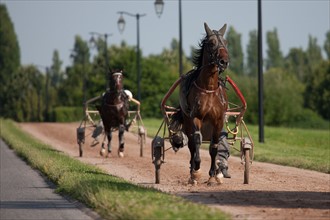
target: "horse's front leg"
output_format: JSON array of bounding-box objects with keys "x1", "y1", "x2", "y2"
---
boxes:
[
  {"x1": 188, "y1": 118, "x2": 202, "y2": 185},
  {"x1": 100, "y1": 130, "x2": 112, "y2": 157},
  {"x1": 106, "y1": 129, "x2": 112, "y2": 157},
  {"x1": 118, "y1": 124, "x2": 125, "y2": 158},
  {"x1": 100, "y1": 129, "x2": 108, "y2": 156}
]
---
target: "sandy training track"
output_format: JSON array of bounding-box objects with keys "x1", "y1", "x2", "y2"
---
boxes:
[{"x1": 20, "y1": 122, "x2": 329, "y2": 220}]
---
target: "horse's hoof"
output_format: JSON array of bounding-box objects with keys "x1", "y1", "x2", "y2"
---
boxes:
[
  {"x1": 215, "y1": 173, "x2": 224, "y2": 184},
  {"x1": 191, "y1": 169, "x2": 201, "y2": 180},
  {"x1": 118, "y1": 151, "x2": 124, "y2": 158},
  {"x1": 207, "y1": 179, "x2": 217, "y2": 186},
  {"x1": 207, "y1": 175, "x2": 223, "y2": 186},
  {"x1": 100, "y1": 148, "x2": 106, "y2": 156},
  {"x1": 188, "y1": 178, "x2": 198, "y2": 186},
  {"x1": 188, "y1": 169, "x2": 201, "y2": 185}
]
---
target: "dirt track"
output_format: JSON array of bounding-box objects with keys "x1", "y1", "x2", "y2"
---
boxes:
[{"x1": 20, "y1": 122, "x2": 330, "y2": 220}]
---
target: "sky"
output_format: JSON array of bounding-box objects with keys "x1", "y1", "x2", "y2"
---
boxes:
[{"x1": 3, "y1": 0, "x2": 330, "y2": 70}]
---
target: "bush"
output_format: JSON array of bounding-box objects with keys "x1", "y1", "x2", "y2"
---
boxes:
[
  {"x1": 53, "y1": 106, "x2": 83, "y2": 122},
  {"x1": 290, "y1": 108, "x2": 329, "y2": 129}
]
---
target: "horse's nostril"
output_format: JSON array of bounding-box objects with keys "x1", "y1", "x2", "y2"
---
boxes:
[{"x1": 219, "y1": 60, "x2": 227, "y2": 66}]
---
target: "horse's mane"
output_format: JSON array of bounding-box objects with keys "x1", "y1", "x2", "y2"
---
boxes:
[
  {"x1": 180, "y1": 36, "x2": 207, "y2": 91},
  {"x1": 192, "y1": 37, "x2": 206, "y2": 69},
  {"x1": 170, "y1": 36, "x2": 207, "y2": 132}
]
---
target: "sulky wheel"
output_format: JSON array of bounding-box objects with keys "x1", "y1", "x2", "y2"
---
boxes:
[
  {"x1": 138, "y1": 126, "x2": 146, "y2": 157},
  {"x1": 242, "y1": 137, "x2": 252, "y2": 184},
  {"x1": 140, "y1": 134, "x2": 145, "y2": 157},
  {"x1": 78, "y1": 142, "x2": 83, "y2": 157},
  {"x1": 243, "y1": 149, "x2": 250, "y2": 184},
  {"x1": 152, "y1": 136, "x2": 164, "y2": 184}
]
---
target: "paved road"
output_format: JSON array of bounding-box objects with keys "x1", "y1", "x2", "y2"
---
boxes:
[{"x1": 0, "y1": 139, "x2": 101, "y2": 220}]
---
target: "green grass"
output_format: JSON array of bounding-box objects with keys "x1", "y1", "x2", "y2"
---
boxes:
[
  {"x1": 144, "y1": 118, "x2": 330, "y2": 174},
  {"x1": 0, "y1": 118, "x2": 230, "y2": 220}
]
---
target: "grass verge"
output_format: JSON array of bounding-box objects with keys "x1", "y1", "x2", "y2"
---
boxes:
[
  {"x1": 0, "y1": 118, "x2": 230, "y2": 220},
  {"x1": 144, "y1": 118, "x2": 330, "y2": 174}
]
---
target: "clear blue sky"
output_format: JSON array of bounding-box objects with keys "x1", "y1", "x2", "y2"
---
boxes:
[{"x1": 3, "y1": 0, "x2": 330, "y2": 69}]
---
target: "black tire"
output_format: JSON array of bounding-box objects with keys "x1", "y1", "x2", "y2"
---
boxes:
[
  {"x1": 154, "y1": 145, "x2": 162, "y2": 184},
  {"x1": 155, "y1": 163, "x2": 161, "y2": 184},
  {"x1": 78, "y1": 142, "x2": 83, "y2": 157},
  {"x1": 152, "y1": 136, "x2": 164, "y2": 184},
  {"x1": 140, "y1": 134, "x2": 145, "y2": 157},
  {"x1": 243, "y1": 149, "x2": 250, "y2": 184}
]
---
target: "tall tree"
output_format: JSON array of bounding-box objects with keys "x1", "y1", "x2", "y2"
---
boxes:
[
  {"x1": 50, "y1": 50, "x2": 63, "y2": 89},
  {"x1": 71, "y1": 35, "x2": 90, "y2": 66},
  {"x1": 58, "y1": 36, "x2": 90, "y2": 106},
  {"x1": 264, "y1": 68, "x2": 304, "y2": 125},
  {"x1": 226, "y1": 26, "x2": 244, "y2": 75},
  {"x1": 266, "y1": 28, "x2": 283, "y2": 70},
  {"x1": 285, "y1": 47, "x2": 307, "y2": 82},
  {"x1": 324, "y1": 30, "x2": 330, "y2": 60},
  {"x1": 306, "y1": 35, "x2": 323, "y2": 70},
  {"x1": 8, "y1": 65, "x2": 44, "y2": 122},
  {"x1": 303, "y1": 60, "x2": 330, "y2": 120},
  {"x1": 246, "y1": 30, "x2": 258, "y2": 77},
  {"x1": 0, "y1": 4, "x2": 21, "y2": 118}
]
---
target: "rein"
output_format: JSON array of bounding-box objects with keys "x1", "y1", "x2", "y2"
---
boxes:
[{"x1": 104, "y1": 102, "x2": 124, "y2": 108}]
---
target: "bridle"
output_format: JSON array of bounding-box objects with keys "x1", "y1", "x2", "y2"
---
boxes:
[
  {"x1": 111, "y1": 72, "x2": 123, "y2": 92},
  {"x1": 204, "y1": 30, "x2": 229, "y2": 73},
  {"x1": 104, "y1": 72, "x2": 126, "y2": 108},
  {"x1": 192, "y1": 31, "x2": 229, "y2": 94}
]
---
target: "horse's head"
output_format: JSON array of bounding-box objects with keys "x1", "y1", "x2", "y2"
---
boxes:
[
  {"x1": 111, "y1": 71, "x2": 123, "y2": 91},
  {"x1": 204, "y1": 22, "x2": 229, "y2": 73}
]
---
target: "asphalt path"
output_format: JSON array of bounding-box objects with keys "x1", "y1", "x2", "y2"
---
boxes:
[{"x1": 0, "y1": 139, "x2": 101, "y2": 220}]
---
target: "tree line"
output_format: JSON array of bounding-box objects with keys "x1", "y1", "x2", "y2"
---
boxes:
[{"x1": 1, "y1": 4, "x2": 329, "y2": 128}]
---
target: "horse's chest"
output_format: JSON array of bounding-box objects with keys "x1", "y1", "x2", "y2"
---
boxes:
[{"x1": 190, "y1": 92, "x2": 227, "y2": 119}]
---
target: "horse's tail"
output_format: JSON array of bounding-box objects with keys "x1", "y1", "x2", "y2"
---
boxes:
[{"x1": 169, "y1": 107, "x2": 184, "y2": 132}]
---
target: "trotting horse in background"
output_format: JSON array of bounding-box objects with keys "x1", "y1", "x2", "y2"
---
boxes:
[
  {"x1": 97, "y1": 71, "x2": 131, "y2": 158},
  {"x1": 170, "y1": 22, "x2": 230, "y2": 185}
]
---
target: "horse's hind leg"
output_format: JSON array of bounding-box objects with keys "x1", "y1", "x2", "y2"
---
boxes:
[
  {"x1": 118, "y1": 124, "x2": 125, "y2": 158},
  {"x1": 208, "y1": 142, "x2": 223, "y2": 185}
]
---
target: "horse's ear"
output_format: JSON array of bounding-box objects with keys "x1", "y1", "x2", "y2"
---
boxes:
[
  {"x1": 219, "y1": 23, "x2": 227, "y2": 36},
  {"x1": 204, "y1": 22, "x2": 213, "y2": 36}
]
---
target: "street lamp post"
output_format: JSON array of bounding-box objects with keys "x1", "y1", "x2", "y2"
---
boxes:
[
  {"x1": 154, "y1": 0, "x2": 183, "y2": 76},
  {"x1": 89, "y1": 32, "x2": 112, "y2": 90},
  {"x1": 117, "y1": 11, "x2": 146, "y2": 101},
  {"x1": 258, "y1": 0, "x2": 264, "y2": 143},
  {"x1": 154, "y1": 0, "x2": 164, "y2": 18},
  {"x1": 178, "y1": 0, "x2": 183, "y2": 76}
]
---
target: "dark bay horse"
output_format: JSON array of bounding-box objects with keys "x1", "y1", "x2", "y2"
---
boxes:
[
  {"x1": 171, "y1": 23, "x2": 229, "y2": 185},
  {"x1": 97, "y1": 71, "x2": 130, "y2": 157}
]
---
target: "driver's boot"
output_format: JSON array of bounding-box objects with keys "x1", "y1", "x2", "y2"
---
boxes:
[{"x1": 218, "y1": 157, "x2": 231, "y2": 178}]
